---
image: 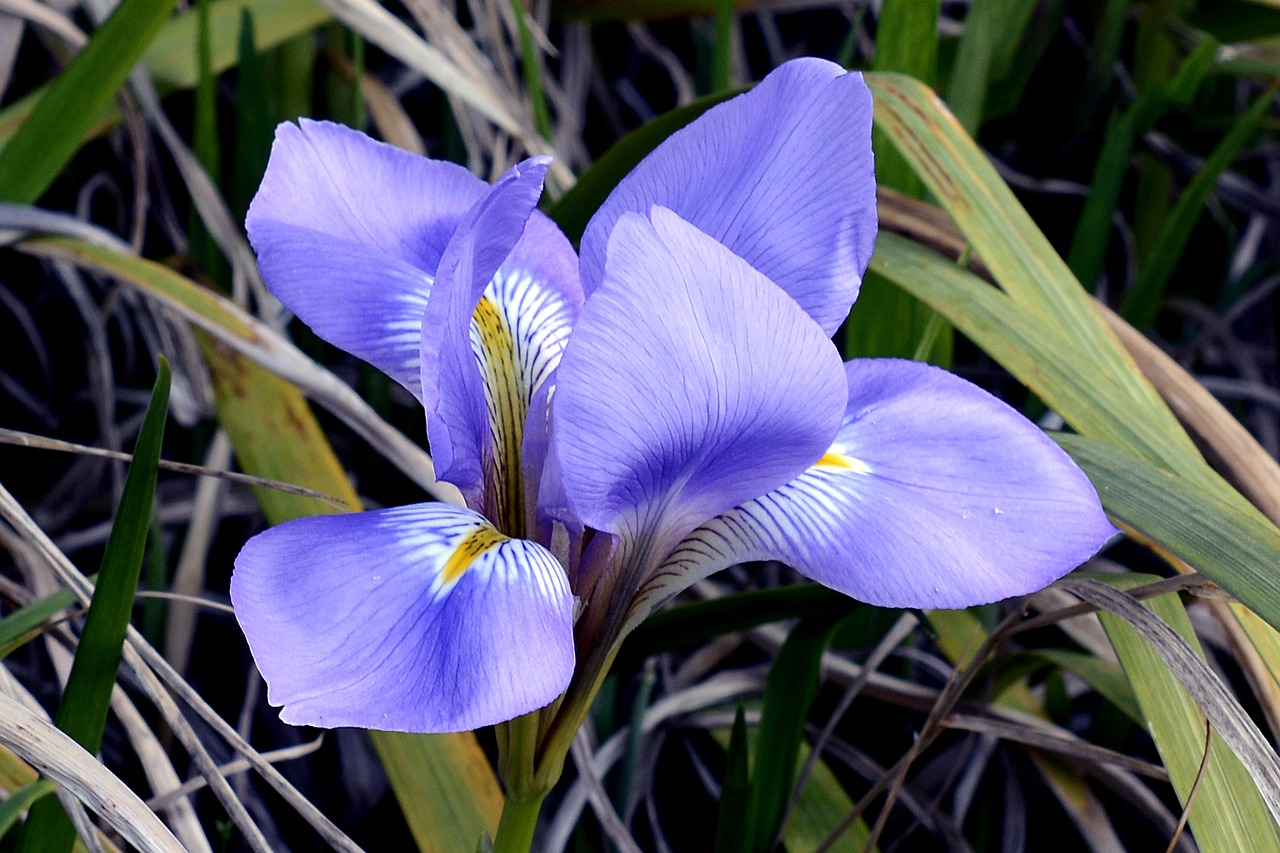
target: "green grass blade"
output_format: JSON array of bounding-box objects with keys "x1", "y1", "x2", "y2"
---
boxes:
[
  {"x1": 1056, "y1": 434, "x2": 1280, "y2": 630},
  {"x1": 0, "y1": 590, "x2": 76, "y2": 659},
  {"x1": 711, "y1": 0, "x2": 734, "y2": 92},
  {"x1": 0, "y1": 0, "x2": 175, "y2": 203},
  {"x1": 509, "y1": 0, "x2": 553, "y2": 141},
  {"x1": 234, "y1": 9, "x2": 274, "y2": 219},
  {"x1": 1121, "y1": 82, "x2": 1275, "y2": 328},
  {"x1": 18, "y1": 360, "x2": 170, "y2": 853},
  {"x1": 946, "y1": 0, "x2": 1036, "y2": 133},
  {"x1": 747, "y1": 613, "x2": 846, "y2": 851},
  {"x1": 615, "y1": 585, "x2": 856, "y2": 672},
  {"x1": 0, "y1": 780, "x2": 57, "y2": 839},
  {"x1": 1092, "y1": 577, "x2": 1280, "y2": 850},
  {"x1": 1033, "y1": 649, "x2": 1142, "y2": 723},
  {"x1": 866, "y1": 71, "x2": 1190, "y2": 445},
  {"x1": 844, "y1": 0, "x2": 949, "y2": 364},
  {"x1": 714, "y1": 705, "x2": 751, "y2": 853},
  {"x1": 190, "y1": 0, "x2": 226, "y2": 280}
]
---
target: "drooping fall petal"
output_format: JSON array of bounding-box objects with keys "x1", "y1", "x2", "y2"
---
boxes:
[
  {"x1": 231, "y1": 503, "x2": 574, "y2": 732},
  {"x1": 640, "y1": 359, "x2": 1115, "y2": 622}
]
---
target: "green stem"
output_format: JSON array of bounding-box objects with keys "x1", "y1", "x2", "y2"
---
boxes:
[{"x1": 492, "y1": 790, "x2": 547, "y2": 853}]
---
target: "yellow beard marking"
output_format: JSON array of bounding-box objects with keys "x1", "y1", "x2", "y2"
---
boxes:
[
  {"x1": 816, "y1": 451, "x2": 872, "y2": 475},
  {"x1": 442, "y1": 525, "x2": 509, "y2": 584},
  {"x1": 472, "y1": 296, "x2": 524, "y2": 533}
]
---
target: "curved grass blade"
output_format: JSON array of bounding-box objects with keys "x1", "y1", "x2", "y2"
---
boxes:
[
  {"x1": 714, "y1": 705, "x2": 750, "y2": 853},
  {"x1": 866, "y1": 71, "x2": 1194, "y2": 460},
  {"x1": 1056, "y1": 435, "x2": 1280, "y2": 627},
  {"x1": 0, "y1": 0, "x2": 175, "y2": 204},
  {"x1": 615, "y1": 585, "x2": 855, "y2": 673},
  {"x1": 0, "y1": 590, "x2": 76, "y2": 659},
  {"x1": 748, "y1": 613, "x2": 848, "y2": 852},
  {"x1": 18, "y1": 360, "x2": 170, "y2": 853},
  {"x1": 0, "y1": 780, "x2": 56, "y2": 839},
  {"x1": 0, "y1": 692, "x2": 184, "y2": 853},
  {"x1": 1081, "y1": 576, "x2": 1280, "y2": 849}
]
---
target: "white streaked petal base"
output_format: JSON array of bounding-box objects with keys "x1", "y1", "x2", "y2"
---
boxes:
[
  {"x1": 631, "y1": 359, "x2": 1115, "y2": 629},
  {"x1": 231, "y1": 503, "x2": 574, "y2": 733}
]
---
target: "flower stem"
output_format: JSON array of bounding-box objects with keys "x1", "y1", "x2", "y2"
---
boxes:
[{"x1": 492, "y1": 790, "x2": 547, "y2": 853}]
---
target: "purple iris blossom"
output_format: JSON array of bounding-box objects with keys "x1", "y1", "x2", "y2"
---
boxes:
[{"x1": 231, "y1": 58, "x2": 1115, "y2": 735}]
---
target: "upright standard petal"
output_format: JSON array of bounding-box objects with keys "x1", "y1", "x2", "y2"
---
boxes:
[
  {"x1": 231, "y1": 504, "x2": 575, "y2": 733},
  {"x1": 247, "y1": 120, "x2": 488, "y2": 397},
  {"x1": 579, "y1": 58, "x2": 876, "y2": 335},
  {"x1": 646, "y1": 359, "x2": 1116, "y2": 618},
  {"x1": 420, "y1": 158, "x2": 583, "y2": 528},
  {"x1": 553, "y1": 207, "x2": 846, "y2": 557}
]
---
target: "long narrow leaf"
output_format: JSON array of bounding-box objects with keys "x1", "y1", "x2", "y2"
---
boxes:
[
  {"x1": 19, "y1": 360, "x2": 170, "y2": 853},
  {"x1": 748, "y1": 613, "x2": 847, "y2": 851},
  {"x1": 0, "y1": 0, "x2": 175, "y2": 203},
  {"x1": 1122, "y1": 82, "x2": 1276, "y2": 327},
  {"x1": 1086, "y1": 577, "x2": 1280, "y2": 850}
]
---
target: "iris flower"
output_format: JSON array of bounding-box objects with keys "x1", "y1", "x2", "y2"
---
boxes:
[{"x1": 232, "y1": 59, "x2": 1114, "y2": 745}]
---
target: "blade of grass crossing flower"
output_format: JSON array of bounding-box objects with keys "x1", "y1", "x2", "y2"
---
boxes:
[
  {"x1": 1089, "y1": 577, "x2": 1280, "y2": 850},
  {"x1": 714, "y1": 705, "x2": 751, "y2": 853},
  {"x1": 18, "y1": 360, "x2": 169, "y2": 853},
  {"x1": 868, "y1": 232, "x2": 1191, "y2": 471},
  {"x1": 0, "y1": 0, "x2": 175, "y2": 204},
  {"x1": 1055, "y1": 434, "x2": 1280, "y2": 631},
  {"x1": 865, "y1": 72, "x2": 1187, "y2": 443},
  {"x1": 747, "y1": 613, "x2": 848, "y2": 852},
  {"x1": 0, "y1": 0, "x2": 332, "y2": 150},
  {"x1": 1121, "y1": 81, "x2": 1275, "y2": 328}
]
